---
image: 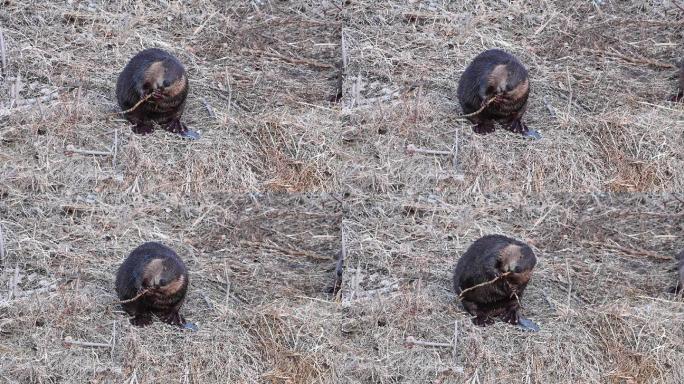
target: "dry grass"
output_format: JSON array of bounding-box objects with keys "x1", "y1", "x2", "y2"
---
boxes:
[
  {"x1": 1, "y1": 0, "x2": 683, "y2": 383},
  {"x1": 340, "y1": 193, "x2": 684, "y2": 383}
]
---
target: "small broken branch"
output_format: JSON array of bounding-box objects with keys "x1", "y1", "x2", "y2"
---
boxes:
[
  {"x1": 457, "y1": 272, "x2": 510, "y2": 300},
  {"x1": 0, "y1": 28, "x2": 7, "y2": 76},
  {"x1": 63, "y1": 336, "x2": 112, "y2": 349},
  {"x1": 0, "y1": 224, "x2": 5, "y2": 262},
  {"x1": 111, "y1": 289, "x2": 149, "y2": 305},
  {"x1": 118, "y1": 93, "x2": 152, "y2": 115},
  {"x1": 331, "y1": 225, "x2": 346, "y2": 296},
  {"x1": 64, "y1": 144, "x2": 112, "y2": 157},
  {"x1": 406, "y1": 144, "x2": 452, "y2": 156},
  {"x1": 456, "y1": 97, "x2": 496, "y2": 119},
  {"x1": 405, "y1": 336, "x2": 452, "y2": 348}
]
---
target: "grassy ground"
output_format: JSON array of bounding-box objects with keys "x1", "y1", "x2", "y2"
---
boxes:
[{"x1": 1, "y1": 1, "x2": 683, "y2": 383}]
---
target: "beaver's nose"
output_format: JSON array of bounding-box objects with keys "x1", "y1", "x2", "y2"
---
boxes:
[{"x1": 162, "y1": 80, "x2": 171, "y2": 88}]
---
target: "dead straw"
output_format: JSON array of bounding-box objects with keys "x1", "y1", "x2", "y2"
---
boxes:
[
  {"x1": 456, "y1": 97, "x2": 497, "y2": 119},
  {"x1": 110, "y1": 289, "x2": 149, "y2": 305},
  {"x1": 118, "y1": 93, "x2": 153, "y2": 115},
  {"x1": 457, "y1": 272, "x2": 510, "y2": 300}
]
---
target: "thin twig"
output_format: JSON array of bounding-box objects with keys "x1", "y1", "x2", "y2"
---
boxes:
[
  {"x1": 406, "y1": 144, "x2": 451, "y2": 156},
  {"x1": 110, "y1": 321, "x2": 116, "y2": 358},
  {"x1": 405, "y1": 336, "x2": 452, "y2": 348},
  {"x1": 63, "y1": 336, "x2": 112, "y2": 348},
  {"x1": 111, "y1": 289, "x2": 149, "y2": 305},
  {"x1": 451, "y1": 321, "x2": 459, "y2": 361},
  {"x1": 119, "y1": 93, "x2": 152, "y2": 115},
  {"x1": 456, "y1": 97, "x2": 496, "y2": 119},
  {"x1": 0, "y1": 224, "x2": 5, "y2": 263},
  {"x1": 451, "y1": 127, "x2": 460, "y2": 171},
  {"x1": 224, "y1": 263, "x2": 230, "y2": 306},
  {"x1": 64, "y1": 144, "x2": 111, "y2": 157},
  {"x1": 0, "y1": 28, "x2": 7, "y2": 76},
  {"x1": 341, "y1": 29, "x2": 348, "y2": 72},
  {"x1": 112, "y1": 128, "x2": 118, "y2": 167},
  {"x1": 9, "y1": 266, "x2": 19, "y2": 300},
  {"x1": 457, "y1": 272, "x2": 510, "y2": 300},
  {"x1": 331, "y1": 224, "x2": 346, "y2": 297}
]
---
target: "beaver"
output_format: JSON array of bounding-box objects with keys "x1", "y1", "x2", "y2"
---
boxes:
[
  {"x1": 670, "y1": 60, "x2": 684, "y2": 102},
  {"x1": 453, "y1": 234, "x2": 537, "y2": 328},
  {"x1": 457, "y1": 49, "x2": 540, "y2": 139},
  {"x1": 115, "y1": 242, "x2": 189, "y2": 327},
  {"x1": 116, "y1": 48, "x2": 199, "y2": 139}
]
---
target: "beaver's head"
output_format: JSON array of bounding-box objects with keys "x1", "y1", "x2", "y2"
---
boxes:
[
  {"x1": 486, "y1": 62, "x2": 529, "y2": 104},
  {"x1": 141, "y1": 258, "x2": 185, "y2": 295},
  {"x1": 141, "y1": 59, "x2": 187, "y2": 101},
  {"x1": 495, "y1": 242, "x2": 536, "y2": 287}
]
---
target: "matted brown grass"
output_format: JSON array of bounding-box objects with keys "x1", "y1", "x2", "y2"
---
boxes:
[{"x1": 1, "y1": 0, "x2": 683, "y2": 383}]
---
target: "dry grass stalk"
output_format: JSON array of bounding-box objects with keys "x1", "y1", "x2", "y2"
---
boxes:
[
  {"x1": 118, "y1": 93, "x2": 152, "y2": 115},
  {"x1": 1, "y1": 1, "x2": 683, "y2": 382},
  {"x1": 0, "y1": 225, "x2": 5, "y2": 262},
  {"x1": 63, "y1": 336, "x2": 112, "y2": 349},
  {"x1": 110, "y1": 289, "x2": 149, "y2": 305},
  {"x1": 64, "y1": 144, "x2": 112, "y2": 157},
  {"x1": 457, "y1": 272, "x2": 510, "y2": 300},
  {"x1": 456, "y1": 97, "x2": 496, "y2": 119},
  {"x1": 405, "y1": 336, "x2": 452, "y2": 349},
  {"x1": 0, "y1": 27, "x2": 6, "y2": 76}
]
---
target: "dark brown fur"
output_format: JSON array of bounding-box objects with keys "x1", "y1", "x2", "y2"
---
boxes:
[
  {"x1": 452, "y1": 234, "x2": 536, "y2": 326},
  {"x1": 115, "y1": 242, "x2": 189, "y2": 327},
  {"x1": 457, "y1": 49, "x2": 532, "y2": 136},
  {"x1": 670, "y1": 60, "x2": 684, "y2": 102},
  {"x1": 116, "y1": 48, "x2": 190, "y2": 135}
]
